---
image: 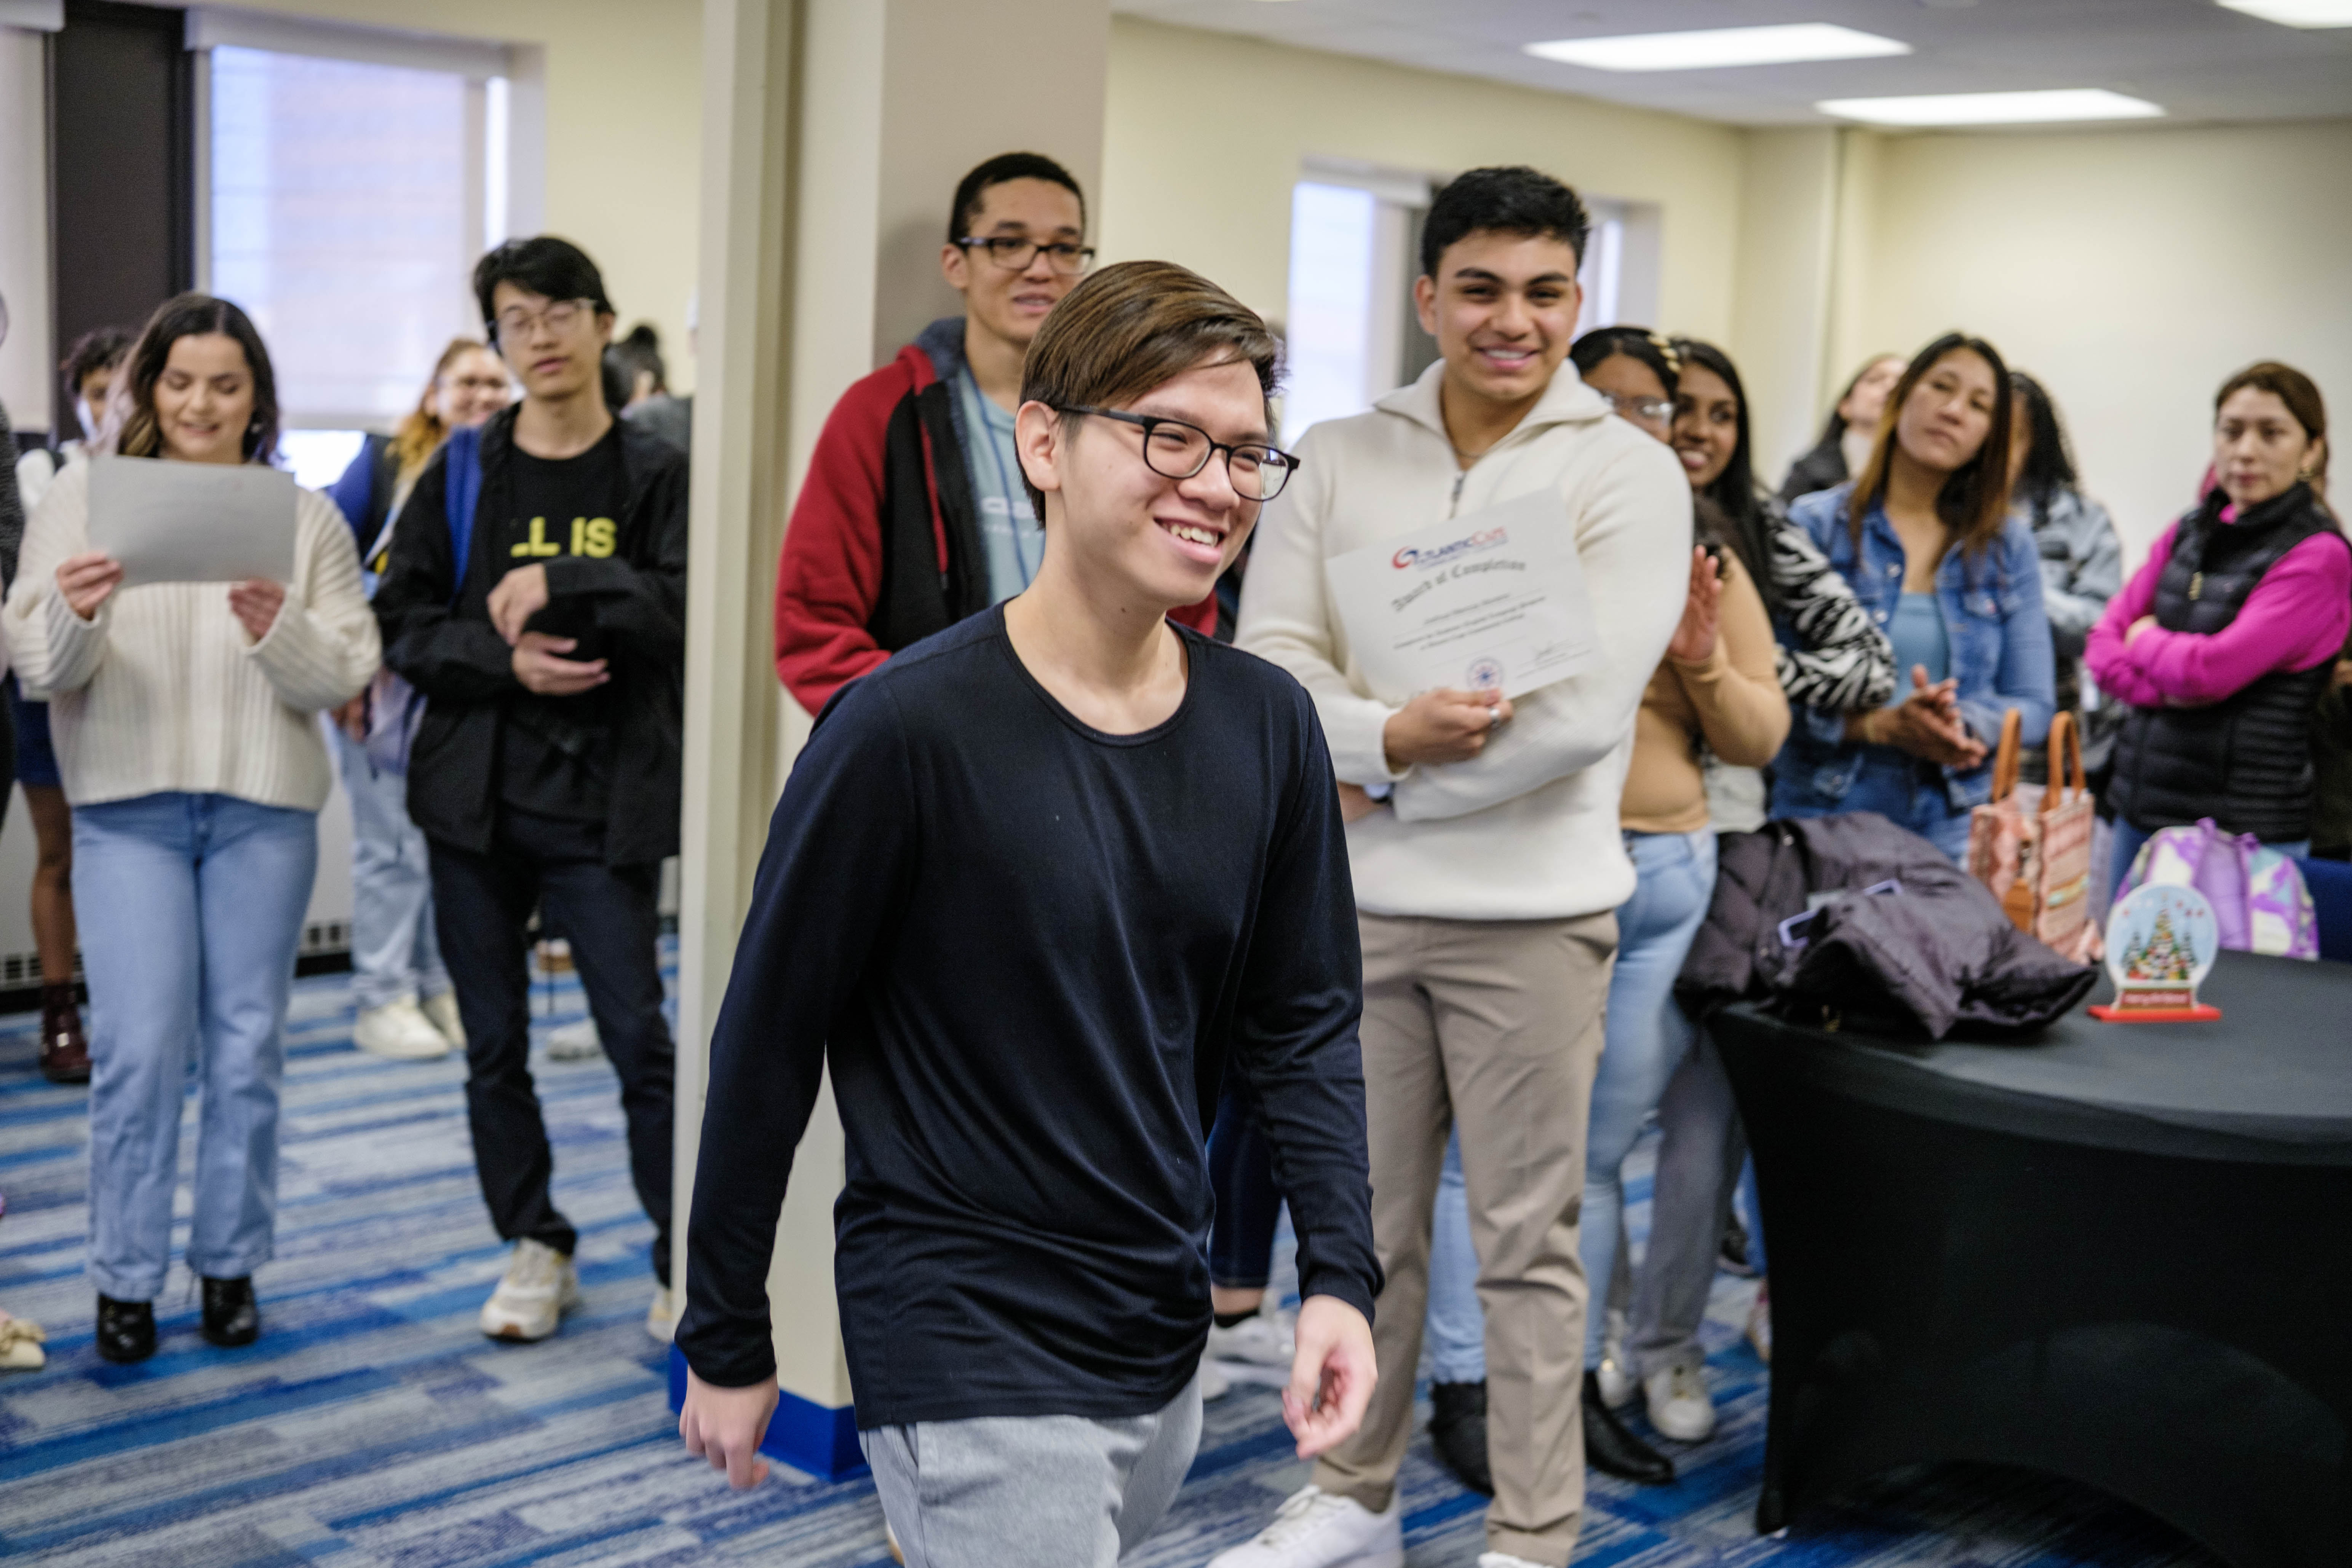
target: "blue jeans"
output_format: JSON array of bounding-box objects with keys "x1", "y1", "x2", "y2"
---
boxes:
[
  {"x1": 75, "y1": 793, "x2": 317, "y2": 1300},
  {"x1": 1804, "y1": 751, "x2": 1972, "y2": 862},
  {"x1": 1208, "y1": 1078, "x2": 1283, "y2": 1290},
  {"x1": 1423, "y1": 828, "x2": 1719, "y2": 1377},
  {"x1": 328, "y1": 726, "x2": 448, "y2": 1013}
]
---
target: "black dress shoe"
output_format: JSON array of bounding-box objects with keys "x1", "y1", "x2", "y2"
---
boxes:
[
  {"x1": 95, "y1": 1295, "x2": 156, "y2": 1363},
  {"x1": 200, "y1": 1276, "x2": 260, "y2": 1348},
  {"x1": 1428, "y1": 1379, "x2": 1492, "y2": 1494},
  {"x1": 1583, "y1": 1370, "x2": 1675, "y2": 1485}
]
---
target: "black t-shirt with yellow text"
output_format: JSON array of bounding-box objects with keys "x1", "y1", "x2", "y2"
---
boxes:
[{"x1": 497, "y1": 426, "x2": 625, "y2": 822}]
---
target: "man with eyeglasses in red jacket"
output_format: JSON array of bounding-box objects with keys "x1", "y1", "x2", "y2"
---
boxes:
[{"x1": 774, "y1": 152, "x2": 1216, "y2": 716}]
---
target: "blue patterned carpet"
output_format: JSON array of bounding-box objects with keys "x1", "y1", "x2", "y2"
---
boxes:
[{"x1": 0, "y1": 951, "x2": 2217, "y2": 1565}]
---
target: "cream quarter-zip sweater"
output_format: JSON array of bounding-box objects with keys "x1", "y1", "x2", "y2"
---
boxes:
[
  {"x1": 5, "y1": 459, "x2": 379, "y2": 813},
  {"x1": 1236, "y1": 361, "x2": 1691, "y2": 922}
]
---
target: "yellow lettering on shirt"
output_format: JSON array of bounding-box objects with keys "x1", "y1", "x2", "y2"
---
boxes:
[
  {"x1": 583, "y1": 518, "x2": 617, "y2": 558},
  {"x1": 511, "y1": 517, "x2": 563, "y2": 557}
]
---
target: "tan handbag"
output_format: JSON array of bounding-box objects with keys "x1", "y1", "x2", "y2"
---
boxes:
[{"x1": 1967, "y1": 709, "x2": 2100, "y2": 962}]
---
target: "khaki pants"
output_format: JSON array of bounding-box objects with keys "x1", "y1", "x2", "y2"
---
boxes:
[{"x1": 1313, "y1": 910, "x2": 1616, "y2": 1567}]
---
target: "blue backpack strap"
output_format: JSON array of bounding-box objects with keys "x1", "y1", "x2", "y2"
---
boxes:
[{"x1": 444, "y1": 426, "x2": 483, "y2": 607}]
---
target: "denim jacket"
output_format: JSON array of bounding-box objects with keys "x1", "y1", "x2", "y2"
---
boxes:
[{"x1": 1775, "y1": 484, "x2": 2056, "y2": 814}]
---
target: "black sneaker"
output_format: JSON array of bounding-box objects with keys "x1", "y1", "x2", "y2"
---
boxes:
[
  {"x1": 95, "y1": 1295, "x2": 156, "y2": 1363},
  {"x1": 1428, "y1": 1379, "x2": 1492, "y2": 1494},
  {"x1": 200, "y1": 1276, "x2": 260, "y2": 1348},
  {"x1": 1583, "y1": 1370, "x2": 1675, "y2": 1485}
]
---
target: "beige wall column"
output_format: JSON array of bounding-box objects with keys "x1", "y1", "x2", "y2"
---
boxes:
[
  {"x1": 677, "y1": 0, "x2": 1109, "y2": 1477},
  {"x1": 1728, "y1": 128, "x2": 1839, "y2": 483}
]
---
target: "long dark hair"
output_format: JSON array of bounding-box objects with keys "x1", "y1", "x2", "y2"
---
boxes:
[
  {"x1": 1669, "y1": 337, "x2": 1780, "y2": 617},
  {"x1": 115, "y1": 293, "x2": 280, "y2": 464},
  {"x1": 2008, "y1": 371, "x2": 2077, "y2": 521},
  {"x1": 1848, "y1": 332, "x2": 2014, "y2": 564}
]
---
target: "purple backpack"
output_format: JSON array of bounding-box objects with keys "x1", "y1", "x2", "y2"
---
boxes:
[{"x1": 2118, "y1": 818, "x2": 2318, "y2": 960}]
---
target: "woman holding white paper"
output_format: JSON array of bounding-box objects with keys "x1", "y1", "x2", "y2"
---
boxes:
[{"x1": 3, "y1": 293, "x2": 378, "y2": 1366}]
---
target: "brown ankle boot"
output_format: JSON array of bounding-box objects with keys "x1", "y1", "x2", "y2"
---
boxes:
[{"x1": 39, "y1": 983, "x2": 89, "y2": 1085}]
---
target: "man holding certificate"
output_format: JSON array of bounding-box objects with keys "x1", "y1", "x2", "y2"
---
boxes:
[{"x1": 1223, "y1": 167, "x2": 1689, "y2": 1568}]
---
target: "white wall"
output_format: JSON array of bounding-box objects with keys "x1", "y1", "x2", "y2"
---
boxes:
[
  {"x1": 1101, "y1": 18, "x2": 1746, "y2": 352},
  {"x1": 1854, "y1": 120, "x2": 2352, "y2": 565}
]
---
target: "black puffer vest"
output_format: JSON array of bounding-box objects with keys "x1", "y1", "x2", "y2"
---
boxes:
[{"x1": 2109, "y1": 484, "x2": 2345, "y2": 841}]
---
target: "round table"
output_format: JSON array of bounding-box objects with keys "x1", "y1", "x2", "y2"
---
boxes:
[{"x1": 1714, "y1": 948, "x2": 2352, "y2": 1568}]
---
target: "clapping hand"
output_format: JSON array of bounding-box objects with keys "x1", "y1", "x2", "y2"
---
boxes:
[
  {"x1": 1666, "y1": 547, "x2": 1723, "y2": 664},
  {"x1": 1848, "y1": 665, "x2": 1986, "y2": 769}
]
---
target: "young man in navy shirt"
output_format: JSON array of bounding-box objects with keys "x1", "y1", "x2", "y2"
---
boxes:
[{"x1": 677, "y1": 261, "x2": 1379, "y2": 1565}]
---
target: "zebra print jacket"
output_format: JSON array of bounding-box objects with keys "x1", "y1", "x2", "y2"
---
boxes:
[{"x1": 1765, "y1": 497, "x2": 1896, "y2": 713}]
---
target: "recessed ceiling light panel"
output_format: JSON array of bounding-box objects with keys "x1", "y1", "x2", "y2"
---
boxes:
[
  {"x1": 1817, "y1": 88, "x2": 2166, "y2": 125},
  {"x1": 1524, "y1": 23, "x2": 1912, "y2": 72},
  {"x1": 2216, "y1": 0, "x2": 2352, "y2": 26}
]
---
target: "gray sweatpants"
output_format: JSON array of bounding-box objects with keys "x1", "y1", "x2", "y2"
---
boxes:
[{"x1": 862, "y1": 1371, "x2": 1204, "y2": 1567}]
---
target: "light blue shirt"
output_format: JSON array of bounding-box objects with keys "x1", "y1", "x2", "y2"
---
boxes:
[
  {"x1": 1887, "y1": 592, "x2": 1951, "y2": 688},
  {"x1": 955, "y1": 366, "x2": 1045, "y2": 604}
]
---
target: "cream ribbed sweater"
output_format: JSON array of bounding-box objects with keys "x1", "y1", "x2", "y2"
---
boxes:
[{"x1": 4, "y1": 460, "x2": 380, "y2": 812}]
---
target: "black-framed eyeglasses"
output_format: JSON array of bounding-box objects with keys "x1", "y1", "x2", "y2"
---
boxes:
[
  {"x1": 492, "y1": 297, "x2": 596, "y2": 344},
  {"x1": 956, "y1": 237, "x2": 1097, "y2": 275},
  {"x1": 1060, "y1": 406, "x2": 1299, "y2": 502}
]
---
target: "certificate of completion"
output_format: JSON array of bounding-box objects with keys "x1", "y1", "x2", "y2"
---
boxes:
[{"x1": 1323, "y1": 489, "x2": 1602, "y2": 703}]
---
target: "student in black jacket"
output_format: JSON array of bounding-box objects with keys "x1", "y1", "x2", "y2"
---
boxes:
[
  {"x1": 675, "y1": 262, "x2": 1379, "y2": 1566},
  {"x1": 374, "y1": 237, "x2": 687, "y2": 1346}
]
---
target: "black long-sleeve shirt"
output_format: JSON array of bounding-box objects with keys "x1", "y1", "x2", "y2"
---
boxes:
[{"x1": 677, "y1": 606, "x2": 1379, "y2": 1428}]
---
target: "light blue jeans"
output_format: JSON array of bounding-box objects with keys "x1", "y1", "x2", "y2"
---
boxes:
[
  {"x1": 327, "y1": 726, "x2": 449, "y2": 1012},
  {"x1": 76, "y1": 792, "x2": 317, "y2": 1301},
  {"x1": 1425, "y1": 829, "x2": 1718, "y2": 1376}
]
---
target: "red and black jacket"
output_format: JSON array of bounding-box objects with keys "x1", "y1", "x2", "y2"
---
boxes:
[{"x1": 774, "y1": 316, "x2": 1213, "y2": 714}]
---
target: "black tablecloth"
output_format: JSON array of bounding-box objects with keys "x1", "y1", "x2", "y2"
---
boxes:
[{"x1": 1716, "y1": 950, "x2": 2352, "y2": 1568}]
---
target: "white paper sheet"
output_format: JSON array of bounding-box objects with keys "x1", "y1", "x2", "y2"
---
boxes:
[
  {"x1": 87, "y1": 456, "x2": 298, "y2": 588},
  {"x1": 1323, "y1": 488, "x2": 1603, "y2": 704}
]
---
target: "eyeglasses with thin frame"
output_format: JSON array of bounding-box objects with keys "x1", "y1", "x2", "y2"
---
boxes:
[
  {"x1": 1601, "y1": 390, "x2": 1675, "y2": 427},
  {"x1": 1059, "y1": 406, "x2": 1300, "y2": 502},
  {"x1": 955, "y1": 237, "x2": 1098, "y2": 276},
  {"x1": 492, "y1": 298, "x2": 595, "y2": 345}
]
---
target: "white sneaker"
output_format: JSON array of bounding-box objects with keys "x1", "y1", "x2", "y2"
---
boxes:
[
  {"x1": 421, "y1": 989, "x2": 466, "y2": 1048},
  {"x1": 1206, "y1": 1310, "x2": 1295, "y2": 1367},
  {"x1": 546, "y1": 1017, "x2": 603, "y2": 1061},
  {"x1": 354, "y1": 998, "x2": 452, "y2": 1060},
  {"x1": 480, "y1": 1239, "x2": 581, "y2": 1341},
  {"x1": 1199, "y1": 1351, "x2": 1232, "y2": 1401},
  {"x1": 1208, "y1": 1485, "x2": 1403, "y2": 1568},
  {"x1": 1478, "y1": 1556, "x2": 1552, "y2": 1568},
  {"x1": 1594, "y1": 1306, "x2": 1636, "y2": 1408},
  {"x1": 1644, "y1": 1363, "x2": 1717, "y2": 1442},
  {"x1": 646, "y1": 1284, "x2": 679, "y2": 1343}
]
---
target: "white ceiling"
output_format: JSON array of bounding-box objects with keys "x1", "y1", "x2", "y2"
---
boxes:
[{"x1": 1110, "y1": 0, "x2": 2352, "y2": 126}]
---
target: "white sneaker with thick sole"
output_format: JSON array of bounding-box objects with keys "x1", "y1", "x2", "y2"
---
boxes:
[
  {"x1": 1206, "y1": 1311, "x2": 1295, "y2": 1367},
  {"x1": 646, "y1": 1284, "x2": 679, "y2": 1343},
  {"x1": 480, "y1": 1239, "x2": 581, "y2": 1341},
  {"x1": 546, "y1": 1018, "x2": 603, "y2": 1062},
  {"x1": 1477, "y1": 1555, "x2": 1552, "y2": 1568},
  {"x1": 1208, "y1": 1485, "x2": 1403, "y2": 1568},
  {"x1": 1198, "y1": 1351, "x2": 1232, "y2": 1401},
  {"x1": 421, "y1": 990, "x2": 466, "y2": 1049},
  {"x1": 1644, "y1": 1363, "x2": 1717, "y2": 1442},
  {"x1": 354, "y1": 999, "x2": 452, "y2": 1060}
]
